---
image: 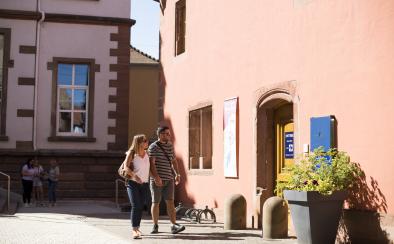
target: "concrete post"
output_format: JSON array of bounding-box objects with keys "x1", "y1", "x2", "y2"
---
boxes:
[
  {"x1": 254, "y1": 187, "x2": 270, "y2": 228},
  {"x1": 262, "y1": 196, "x2": 288, "y2": 239},
  {"x1": 224, "y1": 194, "x2": 247, "y2": 230}
]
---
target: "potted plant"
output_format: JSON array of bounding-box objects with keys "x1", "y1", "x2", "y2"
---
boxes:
[{"x1": 275, "y1": 147, "x2": 361, "y2": 244}]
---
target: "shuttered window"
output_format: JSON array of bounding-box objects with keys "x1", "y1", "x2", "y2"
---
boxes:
[
  {"x1": 175, "y1": 0, "x2": 186, "y2": 55},
  {"x1": 189, "y1": 106, "x2": 212, "y2": 169}
]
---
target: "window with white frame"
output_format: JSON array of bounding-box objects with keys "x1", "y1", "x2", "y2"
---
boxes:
[
  {"x1": 56, "y1": 63, "x2": 89, "y2": 136},
  {"x1": 189, "y1": 105, "x2": 212, "y2": 169}
]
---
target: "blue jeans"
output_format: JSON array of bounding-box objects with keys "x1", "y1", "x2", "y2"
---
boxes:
[
  {"x1": 48, "y1": 180, "x2": 58, "y2": 203},
  {"x1": 127, "y1": 180, "x2": 147, "y2": 228}
]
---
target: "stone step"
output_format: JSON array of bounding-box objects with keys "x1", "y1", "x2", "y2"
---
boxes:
[
  {"x1": 0, "y1": 197, "x2": 5, "y2": 212},
  {"x1": 0, "y1": 154, "x2": 125, "y2": 201},
  {"x1": 0, "y1": 187, "x2": 22, "y2": 215}
]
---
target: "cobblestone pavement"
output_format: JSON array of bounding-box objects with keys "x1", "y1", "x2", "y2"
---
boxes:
[{"x1": 0, "y1": 201, "x2": 297, "y2": 244}]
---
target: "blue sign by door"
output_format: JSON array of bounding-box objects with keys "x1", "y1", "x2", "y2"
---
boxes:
[{"x1": 285, "y1": 132, "x2": 294, "y2": 158}]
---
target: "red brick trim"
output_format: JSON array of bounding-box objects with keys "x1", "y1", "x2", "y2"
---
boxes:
[
  {"x1": 109, "y1": 79, "x2": 118, "y2": 88},
  {"x1": 0, "y1": 136, "x2": 9, "y2": 141},
  {"x1": 18, "y1": 77, "x2": 35, "y2": 86},
  {"x1": 0, "y1": 9, "x2": 135, "y2": 26},
  {"x1": 47, "y1": 62, "x2": 54, "y2": 70},
  {"x1": 19, "y1": 45, "x2": 36, "y2": 54},
  {"x1": 8, "y1": 60, "x2": 14, "y2": 68},
  {"x1": 0, "y1": 9, "x2": 40, "y2": 20},
  {"x1": 16, "y1": 141, "x2": 33, "y2": 151},
  {"x1": 107, "y1": 127, "x2": 116, "y2": 135},
  {"x1": 108, "y1": 95, "x2": 117, "y2": 103},
  {"x1": 17, "y1": 109, "x2": 34, "y2": 117},
  {"x1": 107, "y1": 25, "x2": 130, "y2": 150},
  {"x1": 48, "y1": 136, "x2": 96, "y2": 142},
  {"x1": 108, "y1": 111, "x2": 117, "y2": 119}
]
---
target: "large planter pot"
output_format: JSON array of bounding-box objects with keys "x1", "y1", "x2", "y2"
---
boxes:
[{"x1": 284, "y1": 190, "x2": 346, "y2": 244}]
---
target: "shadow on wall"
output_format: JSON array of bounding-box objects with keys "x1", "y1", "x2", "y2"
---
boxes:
[
  {"x1": 160, "y1": 117, "x2": 196, "y2": 207},
  {"x1": 337, "y1": 163, "x2": 392, "y2": 244},
  {"x1": 157, "y1": 59, "x2": 196, "y2": 207}
]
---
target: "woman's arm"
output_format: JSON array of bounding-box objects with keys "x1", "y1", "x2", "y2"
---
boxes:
[
  {"x1": 124, "y1": 151, "x2": 134, "y2": 177},
  {"x1": 124, "y1": 151, "x2": 142, "y2": 183}
]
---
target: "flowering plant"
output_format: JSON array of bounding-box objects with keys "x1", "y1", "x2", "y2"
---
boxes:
[{"x1": 275, "y1": 147, "x2": 361, "y2": 196}]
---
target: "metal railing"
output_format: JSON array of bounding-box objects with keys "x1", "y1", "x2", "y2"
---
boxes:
[
  {"x1": 115, "y1": 178, "x2": 126, "y2": 208},
  {"x1": 0, "y1": 171, "x2": 10, "y2": 213}
]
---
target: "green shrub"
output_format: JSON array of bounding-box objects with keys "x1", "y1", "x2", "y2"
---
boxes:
[{"x1": 275, "y1": 147, "x2": 362, "y2": 196}]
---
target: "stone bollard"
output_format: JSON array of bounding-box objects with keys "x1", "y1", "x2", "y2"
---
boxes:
[
  {"x1": 254, "y1": 187, "x2": 270, "y2": 228},
  {"x1": 262, "y1": 196, "x2": 288, "y2": 239},
  {"x1": 224, "y1": 194, "x2": 247, "y2": 230}
]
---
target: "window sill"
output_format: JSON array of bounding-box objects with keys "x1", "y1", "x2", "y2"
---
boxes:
[
  {"x1": 48, "y1": 136, "x2": 96, "y2": 142},
  {"x1": 0, "y1": 135, "x2": 9, "y2": 141},
  {"x1": 188, "y1": 169, "x2": 214, "y2": 176}
]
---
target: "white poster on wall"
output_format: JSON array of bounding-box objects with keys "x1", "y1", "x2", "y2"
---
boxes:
[{"x1": 223, "y1": 97, "x2": 237, "y2": 178}]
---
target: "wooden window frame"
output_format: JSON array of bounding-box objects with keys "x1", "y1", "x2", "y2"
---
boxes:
[
  {"x1": 175, "y1": 0, "x2": 186, "y2": 56},
  {"x1": 48, "y1": 57, "x2": 96, "y2": 142},
  {"x1": 188, "y1": 104, "x2": 213, "y2": 173},
  {"x1": 0, "y1": 28, "x2": 11, "y2": 141}
]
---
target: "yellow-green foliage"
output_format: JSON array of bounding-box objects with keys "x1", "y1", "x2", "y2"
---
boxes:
[{"x1": 275, "y1": 147, "x2": 361, "y2": 196}]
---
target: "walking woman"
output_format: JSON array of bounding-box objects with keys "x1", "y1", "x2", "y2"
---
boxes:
[
  {"x1": 21, "y1": 158, "x2": 35, "y2": 207},
  {"x1": 124, "y1": 134, "x2": 150, "y2": 239}
]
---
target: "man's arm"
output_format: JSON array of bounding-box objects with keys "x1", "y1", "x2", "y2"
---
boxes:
[
  {"x1": 172, "y1": 158, "x2": 181, "y2": 185},
  {"x1": 149, "y1": 156, "x2": 163, "y2": 186}
]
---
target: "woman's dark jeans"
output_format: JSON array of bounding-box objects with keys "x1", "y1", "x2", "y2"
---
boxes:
[
  {"x1": 127, "y1": 180, "x2": 146, "y2": 228},
  {"x1": 22, "y1": 179, "x2": 33, "y2": 204},
  {"x1": 48, "y1": 180, "x2": 58, "y2": 203}
]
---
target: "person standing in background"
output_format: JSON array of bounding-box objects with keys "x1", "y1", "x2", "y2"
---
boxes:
[
  {"x1": 32, "y1": 159, "x2": 44, "y2": 206},
  {"x1": 48, "y1": 159, "x2": 60, "y2": 207},
  {"x1": 21, "y1": 158, "x2": 35, "y2": 207}
]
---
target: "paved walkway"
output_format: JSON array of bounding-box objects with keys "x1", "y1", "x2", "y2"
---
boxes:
[{"x1": 0, "y1": 201, "x2": 297, "y2": 244}]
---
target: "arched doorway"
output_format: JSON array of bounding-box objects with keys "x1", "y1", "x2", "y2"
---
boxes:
[{"x1": 253, "y1": 87, "x2": 296, "y2": 228}]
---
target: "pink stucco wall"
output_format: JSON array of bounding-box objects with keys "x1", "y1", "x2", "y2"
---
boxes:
[{"x1": 159, "y1": 0, "x2": 394, "y2": 219}]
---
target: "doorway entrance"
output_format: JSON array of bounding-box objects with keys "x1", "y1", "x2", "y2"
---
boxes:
[
  {"x1": 254, "y1": 93, "x2": 294, "y2": 228},
  {"x1": 274, "y1": 103, "x2": 294, "y2": 185}
]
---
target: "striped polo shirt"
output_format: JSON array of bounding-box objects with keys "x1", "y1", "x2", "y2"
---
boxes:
[{"x1": 148, "y1": 141, "x2": 174, "y2": 181}]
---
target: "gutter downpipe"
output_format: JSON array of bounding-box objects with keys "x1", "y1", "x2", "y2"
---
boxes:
[{"x1": 33, "y1": 0, "x2": 45, "y2": 151}]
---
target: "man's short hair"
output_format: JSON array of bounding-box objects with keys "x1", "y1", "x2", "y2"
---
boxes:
[{"x1": 157, "y1": 126, "x2": 170, "y2": 136}]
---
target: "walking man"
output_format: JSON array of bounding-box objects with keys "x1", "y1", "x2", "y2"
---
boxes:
[{"x1": 148, "y1": 126, "x2": 185, "y2": 234}]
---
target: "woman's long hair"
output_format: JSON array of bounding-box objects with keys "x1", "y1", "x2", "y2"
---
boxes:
[
  {"x1": 127, "y1": 134, "x2": 147, "y2": 157},
  {"x1": 25, "y1": 158, "x2": 33, "y2": 169}
]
